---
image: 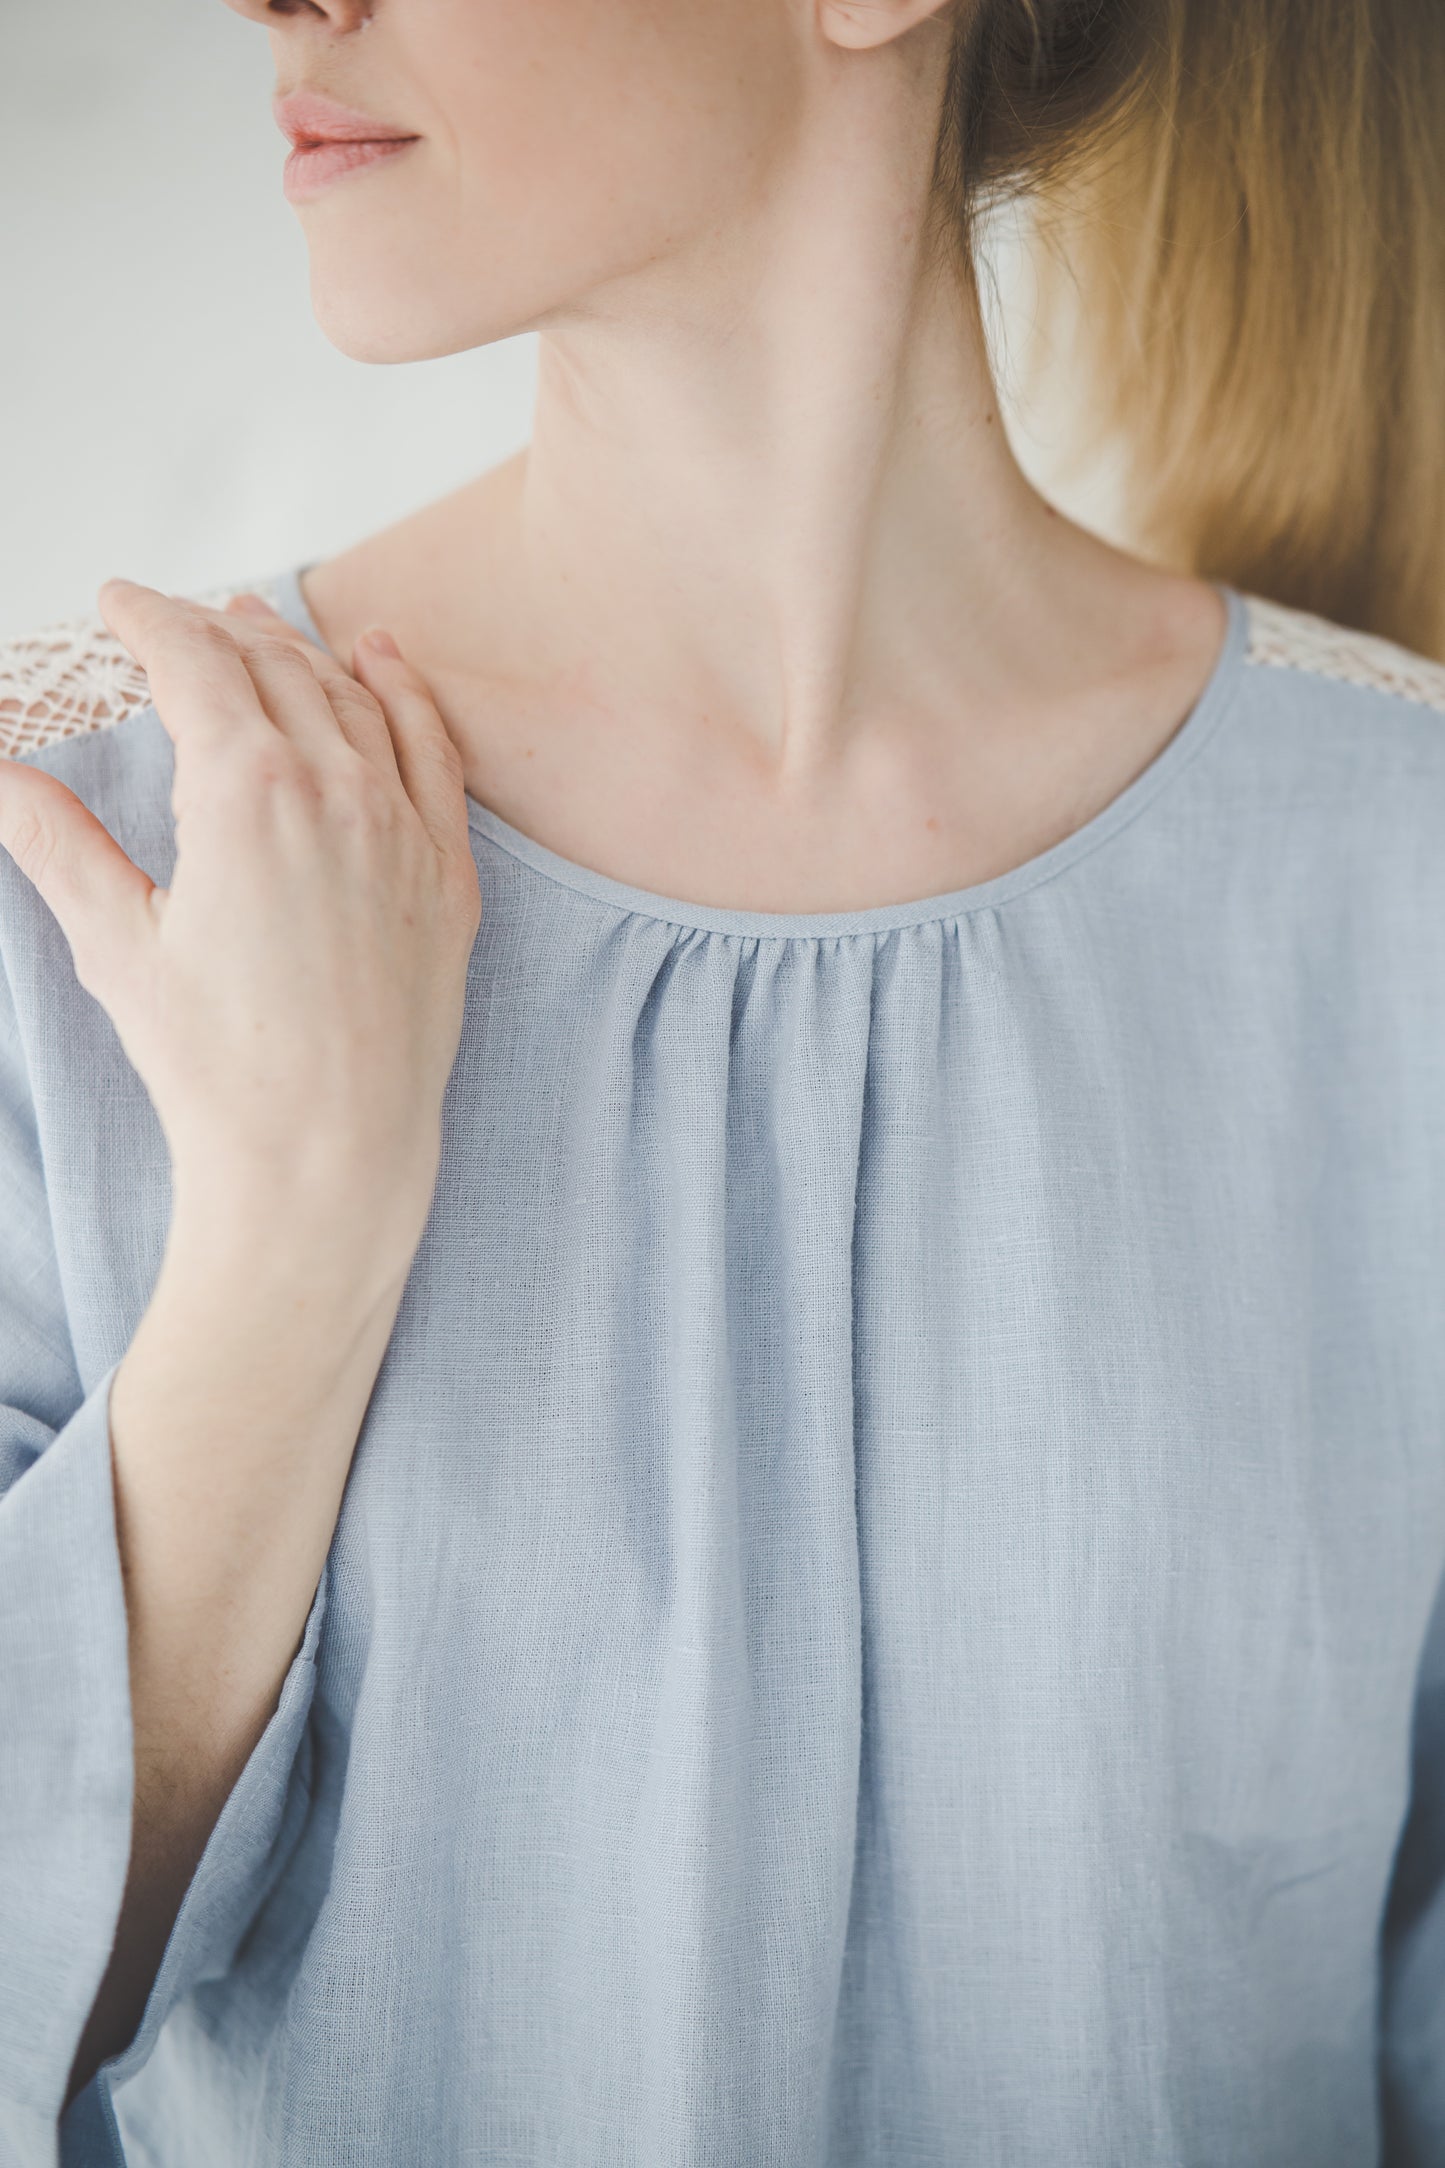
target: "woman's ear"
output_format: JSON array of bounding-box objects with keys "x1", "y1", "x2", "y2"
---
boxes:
[{"x1": 819, "y1": 0, "x2": 959, "y2": 54}]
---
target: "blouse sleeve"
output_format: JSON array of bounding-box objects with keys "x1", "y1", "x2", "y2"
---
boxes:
[
  {"x1": 0, "y1": 902, "x2": 327, "y2": 2168},
  {"x1": 1379, "y1": 1553, "x2": 1445, "y2": 2163}
]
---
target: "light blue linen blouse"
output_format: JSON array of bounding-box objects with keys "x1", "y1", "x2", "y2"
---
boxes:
[{"x1": 2, "y1": 564, "x2": 1444, "y2": 2168}]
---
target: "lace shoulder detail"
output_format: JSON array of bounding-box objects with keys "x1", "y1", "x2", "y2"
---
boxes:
[
  {"x1": 0, "y1": 577, "x2": 279, "y2": 762},
  {"x1": 1243, "y1": 593, "x2": 1445, "y2": 716}
]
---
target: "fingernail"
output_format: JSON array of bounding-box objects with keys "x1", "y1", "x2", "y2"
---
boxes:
[
  {"x1": 227, "y1": 593, "x2": 276, "y2": 616},
  {"x1": 359, "y1": 627, "x2": 401, "y2": 658}
]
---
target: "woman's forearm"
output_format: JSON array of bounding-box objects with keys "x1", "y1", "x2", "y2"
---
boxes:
[{"x1": 65, "y1": 1183, "x2": 424, "y2": 2103}]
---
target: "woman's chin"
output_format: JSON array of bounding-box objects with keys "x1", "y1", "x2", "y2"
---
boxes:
[
  {"x1": 307, "y1": 273, "x2": 538, "y2": 367},
  {"x1": 305, "y1": 278, "x2": 448, "y2": 367}
]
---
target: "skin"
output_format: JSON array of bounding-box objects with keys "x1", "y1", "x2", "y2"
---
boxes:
[{"x1": 222, "y1": 0, "x2": 1229, "y2": 915}]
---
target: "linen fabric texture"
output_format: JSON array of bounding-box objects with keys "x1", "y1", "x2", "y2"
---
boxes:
[{"x1": 0, "y1": 565, "x2": 1443, "y2": 2167}]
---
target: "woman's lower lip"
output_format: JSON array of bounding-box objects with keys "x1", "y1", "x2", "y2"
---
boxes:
[{"x1": 283, "y1": 135, "x2": 418, "y2": 204}]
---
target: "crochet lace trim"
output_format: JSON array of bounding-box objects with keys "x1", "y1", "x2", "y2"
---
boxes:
[
  {"x1": 1242, "y1": 593, "x2": 1445, "y2": 716},
  {"x1": 0, "y1": 578, "x2": 283, "y2": 763},
  {"x1": 3, "y1": 584, "x2": 1444, "y2": 764}
]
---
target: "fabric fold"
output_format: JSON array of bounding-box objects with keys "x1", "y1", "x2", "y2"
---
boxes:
[
  {"x1": 0, "y1": 1358, "x2": 329, "y2": 2168},
  {"x1": 0, "y1": 1364, "x2": 132, "y2": 2162},
  {"x1": 1379, "y1": 1552, "x2": 1445, "y2": 2165}
]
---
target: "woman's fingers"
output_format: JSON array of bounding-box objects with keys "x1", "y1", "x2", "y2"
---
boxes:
[
  {"x1": 96, "y1": 582, "x2": 471, "y2": 866},
  {"x1": 97, "y1": 579, "x2": 341, "y2": 766},
  {"x1": 219, "y1": 591, "x2": 327, "y2": 655},
  {"x1": 192, "y1": 594, "x2": 402, "y2": 776},
  {"x1": 350, "y1": 633, "x2": 476, "y2": 867},
  {"x1": 198, "y1": 596, "x2": 473, "y2": 864},
  {"x1": 0, "y1": 761, "x2": 156, "y2": 1001}
]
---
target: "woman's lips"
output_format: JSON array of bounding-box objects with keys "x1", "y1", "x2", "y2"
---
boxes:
[
  {"x1": 273, "y1": 90, "x2": 420, "y2": 204},
  {"x1": 282, "y1": 133, "x2": 418, "y2": 203}
]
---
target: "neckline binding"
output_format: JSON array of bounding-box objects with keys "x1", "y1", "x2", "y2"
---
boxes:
[{"x1": 268, "y1": 561, "x2": 1248, "y2": 943}]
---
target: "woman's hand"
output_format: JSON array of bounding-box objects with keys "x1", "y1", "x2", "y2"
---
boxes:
[{"x1": 0, "y1": 580, "x2": 482, "y2": 1260}]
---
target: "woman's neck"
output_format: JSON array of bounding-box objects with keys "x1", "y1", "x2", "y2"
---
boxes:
[{"x1": 293, "y1": 31, "x2": 1228, "y2": 913}]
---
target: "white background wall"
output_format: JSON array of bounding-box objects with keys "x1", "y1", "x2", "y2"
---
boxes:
[{"x1": 0, "y1": 0, "x2": 1112, "y2": 643}]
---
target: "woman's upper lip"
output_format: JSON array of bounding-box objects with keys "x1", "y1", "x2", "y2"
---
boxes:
[{"x1": 273, "y1": 90, "x2": 419, "y2": 148}]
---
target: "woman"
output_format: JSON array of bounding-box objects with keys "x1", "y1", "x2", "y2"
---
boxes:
[{"x1": 1, "y1": 0, "x2": 1442, "y2": 2161}]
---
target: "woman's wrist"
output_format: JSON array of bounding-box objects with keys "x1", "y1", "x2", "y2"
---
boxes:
[{"x1": 162, "y1": 1152, "x2": 437, "y2": 1316}]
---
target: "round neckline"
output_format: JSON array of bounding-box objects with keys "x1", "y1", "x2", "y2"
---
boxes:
[{"x1": 269, "y1": 561, "x2": 1248, "y2": 942}]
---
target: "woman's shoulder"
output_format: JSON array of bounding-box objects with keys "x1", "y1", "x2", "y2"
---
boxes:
[
  {"x1": 1226, "y1": 590, "x2": 1445, "y2": 864},
  {"x1": 1220, "y1": 589, "x2": 1445, "y2": 940},
  {"x1": 0, "y1": 570, "x2": 291, "y2": 770},
  {"x1": 1238, "y1": 589, "x2": 1445, "y2": 723},
  {"x1": 0, "y1": 570, "x2": 294, "y2": 972}
]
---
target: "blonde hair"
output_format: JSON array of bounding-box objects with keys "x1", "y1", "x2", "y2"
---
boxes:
[{"x1": 931, "y1": 0, "x2": 1445, "y2": 660}]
